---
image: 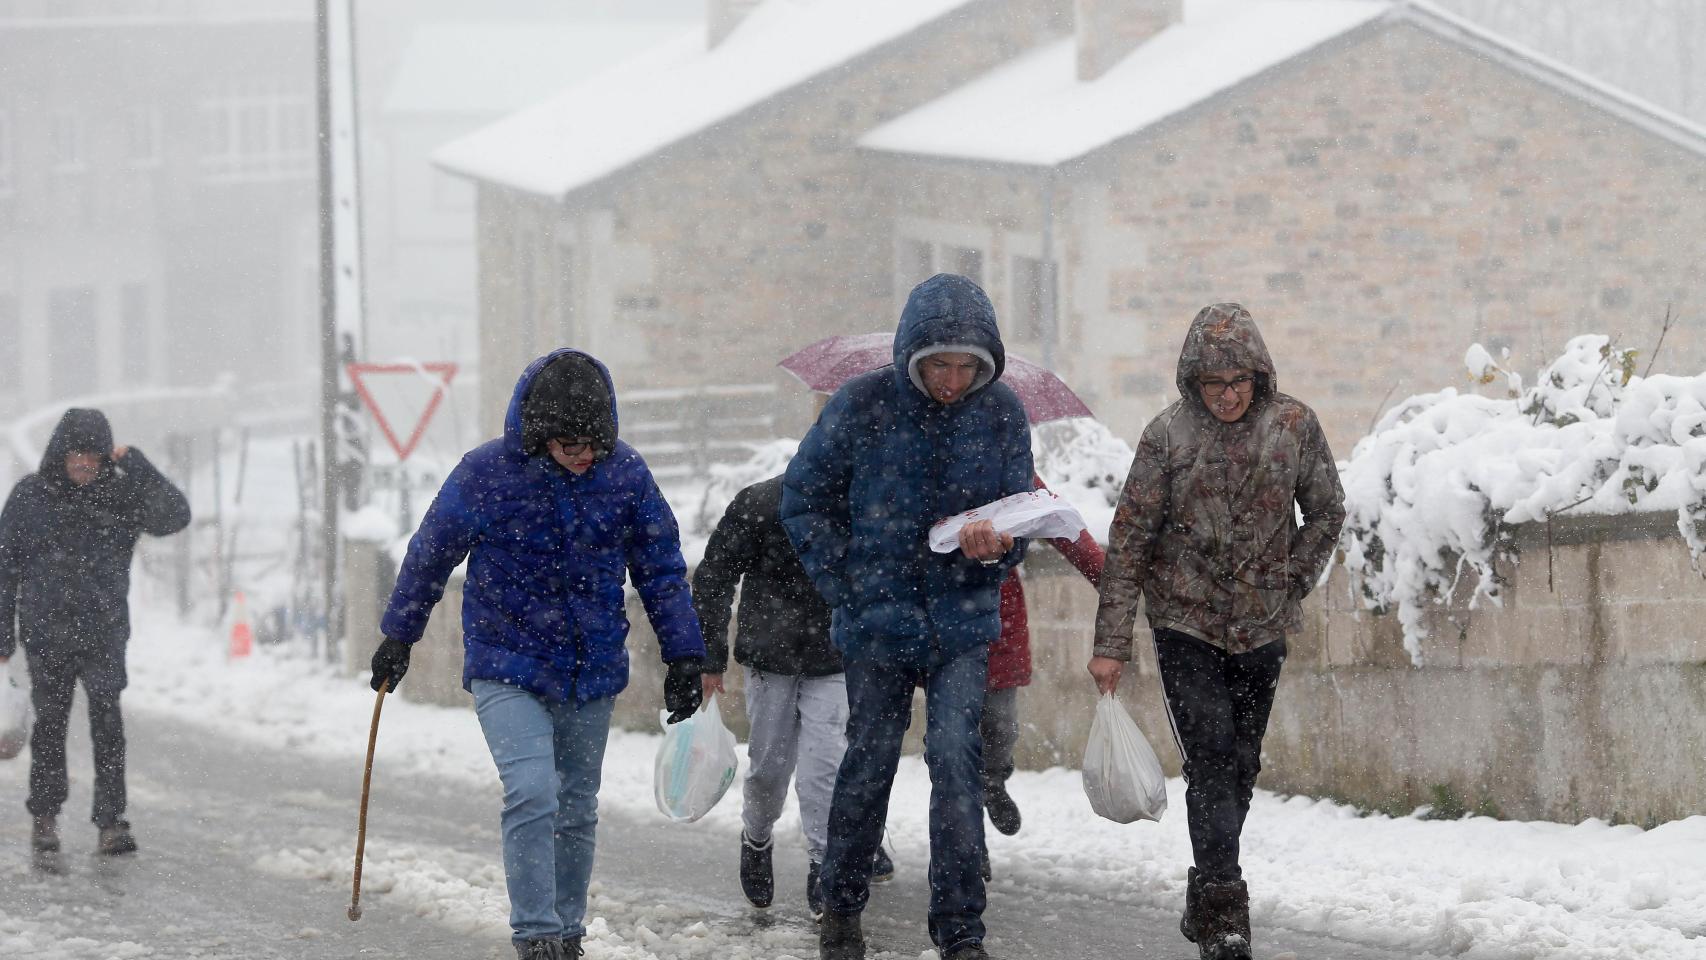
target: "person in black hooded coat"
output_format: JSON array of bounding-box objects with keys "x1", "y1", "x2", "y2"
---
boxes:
[{"x1": 0, "y1": 408, "x2": 191, "y2": 866}]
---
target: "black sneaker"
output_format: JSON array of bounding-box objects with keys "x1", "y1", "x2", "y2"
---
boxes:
[
  {"x1": 513, "y1": 938, "x2": 563, "y2": 960},
  {"x1": 869, "y1": 845, "x2": 894, "y2": 883},
  {"x1": 740, "y1": 831, "x2": 774, "y2": 908},
  {"x1": 807, "y1": 860, "x2": 824, "y2": 921},
  {"x1": 562, "y1": 936, "x2": 583, "y2": 959},
  {"x1": 942, "y1": 943, "x2": 995, "y2": 960},
  {"x1": 819, "y1": 910, "x2": 864, "y2": 960},
  {"x1": 97, "y1": 821, "x2": 137, "y2": 856},
  {"x1": 985, "y1": 781, "x2": 1021, "y2": 836}
]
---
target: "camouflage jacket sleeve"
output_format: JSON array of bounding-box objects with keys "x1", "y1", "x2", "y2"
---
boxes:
[
  {"x1": 1091, "y1": 416, "x2": 1171, "y2": 661},
  {"x1": 1288, "y1": 410, "x2": 1346, "y2": 598}
]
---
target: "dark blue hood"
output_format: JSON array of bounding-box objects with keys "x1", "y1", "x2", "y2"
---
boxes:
[
  {"x1": 892, "y1": 274, "x2": 1006, "y2": 401},
  {"x1": 501, "y1": 348, "x2": 618, "y2": 459}
]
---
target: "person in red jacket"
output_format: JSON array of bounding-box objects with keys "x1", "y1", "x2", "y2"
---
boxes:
[{"x1": 980, "y1": 478, "x2": 1104, "y2": 876}]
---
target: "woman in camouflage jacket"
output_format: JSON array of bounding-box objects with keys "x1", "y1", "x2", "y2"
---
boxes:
[{"x1": 1087, "y1": 303, "x2": 1345, "y2": 960}]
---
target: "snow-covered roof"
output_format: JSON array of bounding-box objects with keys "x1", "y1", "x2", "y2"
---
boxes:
[
  {"x1": 433, "y1": 0, "x2": 978, "y2": 198},
  {"x1": 860, "y1": 0, "x2": 1706, "y2": 167},
  {"x1": 382, "y1": 21, "x2": 687, "y2": 117},
  {"x1": 859, "y1": 0, "x2": 1386, "y2": 167}
]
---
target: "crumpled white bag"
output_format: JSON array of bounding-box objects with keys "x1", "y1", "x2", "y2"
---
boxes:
[
  {"x1": 928, "y1": 488, "x2": 1088, "y2": 554},
  {"x1": 654, "y1": 692, "x2": 738, "y2": 823},
  {"x1": 0, "y1": 657, "x2": 31, "y2": 761},
  {"x1": 1082, "y1": 693, "x2": 1167, "y2": 823}
]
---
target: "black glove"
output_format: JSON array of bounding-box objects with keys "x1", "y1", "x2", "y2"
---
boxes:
[
  {"x1": 370, "y1": 637, "x2": 411, "y2": 692},
  {"x1": 663, "y1": 657, "x2": 704, "y2": 724}
]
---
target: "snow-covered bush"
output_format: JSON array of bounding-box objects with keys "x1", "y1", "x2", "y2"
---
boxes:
[
  {"x1": 1031, "y1": 417, "x2": 1135, "y2": 542},
  {"x1": 1340, "y1": 334, "x2": 1706, "y2": 664},
  {"x1": 688, "y1": 438, "x2": 799, "y2": 535}
]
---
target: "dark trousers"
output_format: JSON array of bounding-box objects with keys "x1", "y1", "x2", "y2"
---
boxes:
[
  {"x1": 1153, "y1": 629, "x2": 1286, "y2": 883},
  {"x1": 820, "y1": 643, "x2": 989, "y2": 953},
  {"x1": 23, "y1": 642, "x2": 129, "y2": 827}
]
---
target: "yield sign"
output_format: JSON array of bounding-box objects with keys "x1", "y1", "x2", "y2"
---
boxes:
[{"x1": 346, "y1": 362, "x2": 458, "y2": 461}]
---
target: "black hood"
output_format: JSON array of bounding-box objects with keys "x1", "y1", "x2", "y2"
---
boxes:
[
  {"x1": 519, "y1": 353, "x2": 617, "y2": 456},
  {"x1": 41, "y1": 408, "x2": 115, "y2": 486}
]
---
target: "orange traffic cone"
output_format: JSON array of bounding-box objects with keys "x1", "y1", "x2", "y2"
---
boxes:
[{"x1": 229, "y1": 590, "x2": 254, "y2": 659}]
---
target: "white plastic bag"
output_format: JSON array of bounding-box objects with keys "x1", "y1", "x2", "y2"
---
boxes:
[
  {"x1": 0, "y1": 657, "x2": 31, "y2": 761},
  {"x1": 653, "y1": 692, "x2": 738, "y2": 823},
  {"x1": 928, "y1": 488, "x2": 1088, "y2": 554},
  {"x1": 1081, "y1": 693, "x2": 1167, "y2": 823}
]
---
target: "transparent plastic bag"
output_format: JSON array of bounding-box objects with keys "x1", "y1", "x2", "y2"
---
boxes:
[
  {"x1": 0, "y1": 658, "x2": 31, "y2": 761},
  {"x1": 928, "y1": 488, "x2": 1088, "y2": 553},
  {"x1": 1081, "y1": 692, "x2": 1167, "y2": 823},
  {"x1": 654, "y1": 692, "x2": 738, "y2": 823}
]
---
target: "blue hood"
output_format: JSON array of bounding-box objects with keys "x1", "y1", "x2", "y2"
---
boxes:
[
  {"x1": 501, "y1": 348, "x2": 619, "y2": 459},
  {"x1": 892, "y1": 273, "x2": 1006, "y2": 401}
]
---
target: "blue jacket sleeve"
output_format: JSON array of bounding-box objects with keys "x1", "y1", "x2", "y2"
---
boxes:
[
  {"x1": 625, "y1": 468, "x2": 706, "y2": 664},
  {"x1": 380, "y1": 459, "x2": 481, "y2": 645},
  {"x1": 780, "y1": 390, "x2": 856, "y2": 610}
]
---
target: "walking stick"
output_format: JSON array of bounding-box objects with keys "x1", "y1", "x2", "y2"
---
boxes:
[{"x1": 348, "y1": 679, "x2": 390, "y2": 921}]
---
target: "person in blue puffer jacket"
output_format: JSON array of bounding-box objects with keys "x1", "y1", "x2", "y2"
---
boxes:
[
  {"x1": 782, "y1": 274, "x2": 1033, "y2": 960},
  {"x1": 369, "y1": 349, "x2": 706, "y2": 960}
]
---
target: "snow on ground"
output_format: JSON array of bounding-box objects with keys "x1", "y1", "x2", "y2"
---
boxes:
[{"x1": 104, "y1": 598, "x2": 1706, "y2": 960}]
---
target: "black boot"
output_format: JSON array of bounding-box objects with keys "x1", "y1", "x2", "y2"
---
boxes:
[
  {"x1": 31, "y1": 815, "x2": 62, "y2": 873},
  {"x1": 1198, "y1": 879, "x2": 1252, "y2": 960},
  {"x1": 561, "y1": 936, "x2": 583, "y2": 959},
  {"x1": 1180, "y1": 866, "x2": 1203, "y2": 943},
  {"x1": 819, "y1": 910, "x2": 864, "y2": 960},
  {"x1": 97, "y1": 820, "x2": 137, "y2": 856},
  {"x1": 943, "y1": 944, "x2": 997, "y2": 960},
  {"x1": 984, "y1": 780, "x2": 1021, "y2": 836},
  {"x1": 740, "y1": 830, "x2": 774, "y2": 908},
  {"x1": 513, "y1": 938, "x2": 563, "y2": 960},
  {"x1": 807, "y1": 860, "x2": 824, "y2": 921}
]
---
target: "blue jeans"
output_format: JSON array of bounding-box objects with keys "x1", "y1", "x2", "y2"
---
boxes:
[
  {"x1": 819, "y1": 644, "x2": 989, "y2": 953},
  {"x1": 472, "y1": 679, "x2": 615, "y2": 945}
]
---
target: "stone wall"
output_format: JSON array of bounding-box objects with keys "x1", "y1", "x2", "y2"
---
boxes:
[{"x1": 351, "y1": 511, "x2": 1706, "y2": 823}]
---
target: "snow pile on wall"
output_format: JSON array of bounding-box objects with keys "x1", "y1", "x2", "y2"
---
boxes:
[{"x1": 1339, "y1": 334, "x2": 1706, "y2": 664}]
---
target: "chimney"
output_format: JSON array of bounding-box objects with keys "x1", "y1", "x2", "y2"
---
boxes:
[
  {"x1": 1076, "y1": 0, "x2": 1182, "y2": 82},
  {"x1": 708, "y1": 0, "x2": 764, "y2": 49}
]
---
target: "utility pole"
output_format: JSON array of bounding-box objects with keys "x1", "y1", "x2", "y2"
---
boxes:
[
  {"x1": 316, "y1": 0, "x2": 366, "y2": 663},
  {"x1": 316, "y1": 0, "x2": 337, "y2": 662}
]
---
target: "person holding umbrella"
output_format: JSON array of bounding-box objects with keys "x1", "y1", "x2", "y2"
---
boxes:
[
  {"x1": 368, "y1": 350, "x2": 707, "y2": 960},
  {"x1": 1087, "y1": 303, "x2": 1344, "y2": 960},
  {"x1": 782, "y1": 273, "x2": 1032, "y2": 960}
]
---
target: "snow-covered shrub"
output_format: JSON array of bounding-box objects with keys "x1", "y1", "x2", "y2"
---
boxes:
[
  {"x1": 1340, "y1": 334, "x2": 1706, "y2": 664},
  {"x1": 689, "y1": 438, "x2": 799, "y2": 535},
  {"x1": 1032, "y1": 417, "x2": 1136, "y2": 542}
]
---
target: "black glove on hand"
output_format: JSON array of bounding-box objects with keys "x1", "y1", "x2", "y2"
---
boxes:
[
  {"x1": 663, "y1": 657, "x2": 704, "y2": 724},
  {"x1": 370, "y1": 637, "x2": 411, "y2": 692}
]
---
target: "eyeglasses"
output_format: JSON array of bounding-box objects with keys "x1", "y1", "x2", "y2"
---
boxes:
[
  {"x1": 1197, "y1": 375, "x2": 1255, "y2": 396},
  {"x1": 550, "y1": 437, "x2": 600, "y2": 456}
]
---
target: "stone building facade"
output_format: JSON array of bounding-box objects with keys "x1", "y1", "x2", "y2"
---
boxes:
[
  {"x1": 449, "y1": 0, "x2": 1706, "y2": 457},
  {"x1": 448, "y1": 0, "x2": 1070, "y2": 441},
  {"x1": 864, "y1": 6, "x2": 1706, "y2": 451}
]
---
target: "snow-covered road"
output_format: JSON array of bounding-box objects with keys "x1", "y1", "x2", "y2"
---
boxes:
[{"x1": 2, "y1": 598, "x2": 1703, "y2": 959}]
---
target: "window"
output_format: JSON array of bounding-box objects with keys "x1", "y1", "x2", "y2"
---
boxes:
[
  {"x1": 898, "y1": 238, "x2": 933, "y2": 291},
  {"x1": 49, "y1": 287, "x2": 97, "y2": 400},
  {"x1": 0, "y1": 110, "x2": 12, "y2": 196},
  {"x1": 51, "y1": 110, "x2": 86, "y2": 173},
  {"x1": 1011, "y1": 255, "x2": 1057, "y2": 343},
  {"x1": 556, "y1": 246, "x2": 578, "y2": 346},
  {"x1": 0, "y1": 293, "x2": 17, "y2": 386},
  {"x1": 120, "y1": 284, "x2": 150, "y2": 383},
  {"x1": 201, "y1": 80, "x2": 314, "y2": 182},
  {"x1": 945, "y1": 245, "x2": 983, "y2": 285},
  {"x1": 126, "y1": 105, "x2": 161, "y2": 166}
]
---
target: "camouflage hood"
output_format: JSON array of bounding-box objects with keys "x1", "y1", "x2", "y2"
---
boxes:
[{"x1": 1174, "y1": 302, "x2": 1277, "y2": 412}]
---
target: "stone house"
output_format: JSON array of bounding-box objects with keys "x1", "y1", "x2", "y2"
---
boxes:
[
  {"x1": 444, "y1": 0, "x2": 1706, "y2": 457},
  {"x1": 436, "y1": 0, "x2": 1072, "y2": 451},
  {"x1": 859, "y1": 0, "x2": 1706, "y2": 449}
]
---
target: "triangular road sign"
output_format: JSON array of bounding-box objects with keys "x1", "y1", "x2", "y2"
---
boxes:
[{"x1": 346, "y1": 362, "x2": 458, "y2": 462}]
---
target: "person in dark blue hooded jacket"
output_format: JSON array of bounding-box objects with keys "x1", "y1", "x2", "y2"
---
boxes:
[
  {"x1": 369, "y1": 350, "x2": 707, "y2": 960},
  {"x1": 0, "y1": 408, "x2": 190, "y2": 871},
  {"x1": 782, "y1": 274, "x2": 1033, "y2": 960}
]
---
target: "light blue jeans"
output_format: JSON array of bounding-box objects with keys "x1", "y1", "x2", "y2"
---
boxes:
[{"x1": 472, "y1": 679, "x2": 615, "y2": 945}]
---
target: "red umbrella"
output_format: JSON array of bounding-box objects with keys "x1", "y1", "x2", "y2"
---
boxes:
[{"x1": 779, "y1": 332, "x2": 1093, "y2": 424}]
